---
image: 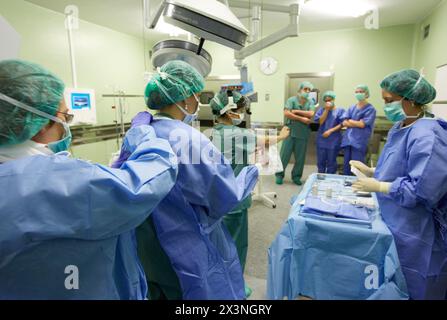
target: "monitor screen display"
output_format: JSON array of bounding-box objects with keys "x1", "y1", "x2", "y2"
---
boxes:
[{"x1": 71, "y1": 93, "x2": 91, "y2": 110}]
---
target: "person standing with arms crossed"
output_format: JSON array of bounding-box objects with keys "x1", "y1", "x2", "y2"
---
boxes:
[
  {"x1": 276, "y1": 81, "x2": 316, "y2": 185},
  {"x1": 341, "y1": 85, "x2": 376, "y2": 175}
]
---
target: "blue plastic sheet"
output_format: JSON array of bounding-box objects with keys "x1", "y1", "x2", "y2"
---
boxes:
[
  {"x1": 267, "y1": 174, "x2": 409, "y2": 300},
  {"x1": 303, "y1": 196, "x2": 371, "y2": 222}
]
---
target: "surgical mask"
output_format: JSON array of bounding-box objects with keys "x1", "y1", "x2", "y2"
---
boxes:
[
  {"x1": 48, "y1": 122, "x2": 72, "y2": 153},
  {"x1": 176, "y1": 93, "x2": 200, "y2": 124},
  {"x1": 0, "y1": 93, "x2": 72, "y2": 153},
  {"x1": 384, "y1": 99, "x2": 420, "y2": 123},
  {"x1": 300, "y1": 92, "x2": 309, "y2": 99},
  {"x1": 355, "y1": 93, "x2": 366, "y2": 101},
  {"x1": 229, "y1": 112, "x2": 245, "y2": 126}
]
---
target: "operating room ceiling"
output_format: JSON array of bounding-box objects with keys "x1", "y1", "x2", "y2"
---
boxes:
[{"x1": 24, "y1": 0, "x2": 443, "y2": 41}]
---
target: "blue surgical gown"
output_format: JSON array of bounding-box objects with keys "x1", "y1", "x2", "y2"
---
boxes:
[
  {"x1": 315, "y1": 108, "x2": 345, "y2": 149},
  {"x1": 375, "y1": 118, "x2": 447, "y2": 300},
  {"x1": 144, "y1": 118, "x2": 259, "y2": 300},
  {"x1": 341, "y1": 104, "x2": 376, "y2": 152},
  {"x1": 0, "y1": 126, "x2": 177, "y2": 300}
]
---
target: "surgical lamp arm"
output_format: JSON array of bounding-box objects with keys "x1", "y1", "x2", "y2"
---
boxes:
[
  {"x1": 147, "y1": 0, "x2": 166, "y2": 29},
  {"x1": 234, "y1": 4, "x2": 300, "y2": 64}
]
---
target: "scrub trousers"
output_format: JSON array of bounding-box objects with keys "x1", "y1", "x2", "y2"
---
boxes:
[
  {"x1": 343, "y1": 146, "x2": 367, "y2": 176},
  {"x1": 136, "y1": 217, "x2": 183, "y2": 300},
  {"x1": 317, "y1": 147, "x2": 340, "y2": 174},
  {"x1": 276, "y1": 137, "x2": 308, "y2": 182},
  {"x1": 222, "y1": 209, "x2": 248, "y2": 272}
]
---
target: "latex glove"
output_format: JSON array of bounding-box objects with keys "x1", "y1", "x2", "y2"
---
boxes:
[
  {"x1": 111, "y1": 126, "x2": 157, "y2": 169},
  {"x1": 352, "y1": 178, "x2": 391, "y2": 194},
  {"x1": 131, "y1": 111, "x2": 153, "y2": 128},
  {"x1": 350, "y1": 160, "x2": 375, "y2": 177},
  {"x1": 111, "y1": 150, "x2": 131, "y2": 169}
]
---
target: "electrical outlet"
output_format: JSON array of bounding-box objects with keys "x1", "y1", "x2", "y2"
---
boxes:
[{"x1": 265, "y1": 94, "x2": 270, "y2": 101}]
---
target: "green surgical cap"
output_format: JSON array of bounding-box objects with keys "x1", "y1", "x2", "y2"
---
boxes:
[
  {"x1": 210, "y1": 91, "x2": 242, "y2": 116},
  {"x1": 356, "y1": 84, "x2": 370, "y2": 97},
  {"x1": 323, "y1": 91, "x2": 336, "y2": 101},
  {"x1": 380, "y1": 69, "x2": 436, "y2": 105},
  {"x1": 0, "y1": 60, "x2": 65, "y2": 147},
  {"x1": 299, "y1": 81, "x2": 314, "y2": 91},
  {"x1": 145, "y1": 60, "x2": 205, "y2": 110}
]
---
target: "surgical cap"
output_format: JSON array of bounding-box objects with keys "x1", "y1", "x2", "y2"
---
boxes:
[
  {"x1": 210, "y1": 91, "x2": 243, "y2": 116},
  {"x1": 145, "y1": 60, "x2": 205, "y2": 110},
  {"x1": 356, "y1": 84, "x2": 370, "y2": 97},
  {"x1": 323, "y1": 91, "x2": 336, "y2": 101},
  {"x1": 0, "y1": 60, "x2": 65, "y2": 147},
  {"x1": 299, "y1": 81, "x2": 314, "y2": 91},
  {"x1": 381, "y1": 69, "x2": 436, "y2": 105}
]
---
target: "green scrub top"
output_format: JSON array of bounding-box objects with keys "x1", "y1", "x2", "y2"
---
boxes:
[
  {"x1": 211, "y1": 124, "x2": 257, "y2": 211},
  {"x1": 285, "y1": 96, "x2": 316, "y2": 139}
]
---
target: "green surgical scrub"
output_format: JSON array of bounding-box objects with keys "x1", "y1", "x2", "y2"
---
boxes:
[
  {"x1": 211, "y1": 124, "x2": 257, "y2": 272},
  {"x1": 276, "y1": 96, "x2": 315, "y2": 182},
  {"x1": 136, "y1": 218, "x2": 183, "y2": 300}
]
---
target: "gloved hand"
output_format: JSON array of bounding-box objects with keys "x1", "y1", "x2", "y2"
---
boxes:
[
  {"x1": 111, "y1": 126, "x2": 157, "y2": 169},
  {"x1": 131, "y1": 111, "x2": 153, "y2": 128},
  {"x1": 350, "y1": 160, "x2": 375, "y2": 177},
  {"x1": 111, "y1": 150, "x2": 131, "y2": 169},
  {"x1": 352, "y1": 178, "x2": 391, "y2": 194}
]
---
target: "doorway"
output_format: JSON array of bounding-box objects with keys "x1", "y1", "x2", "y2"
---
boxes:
[{"x1": 285, "y1": 72, "x2": 335, "y2": 166}]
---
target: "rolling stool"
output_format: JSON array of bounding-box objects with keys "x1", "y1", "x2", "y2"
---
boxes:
[
  {"x1": 252, "y1": 175, "x2": 278, "y2": 209},
  {"x1": 251, "y1": 142, "x2": 282, "y2": 209}
]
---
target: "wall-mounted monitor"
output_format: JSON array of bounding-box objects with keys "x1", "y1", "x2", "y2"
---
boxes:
[{"x1": 65, "y1": 88, "x2": 97, "y2": 125}]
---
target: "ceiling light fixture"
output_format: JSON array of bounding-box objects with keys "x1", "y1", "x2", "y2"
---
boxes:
[{"x1": 304, "y1": 0, "x2": 374, "y2": 18}]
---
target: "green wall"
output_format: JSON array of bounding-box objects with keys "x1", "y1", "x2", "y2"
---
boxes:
[
  {"x1": 0, "y1": 0, "x2": 151, "y2": 163},
  {"x1": 2, "y1": 0, "x2": 447, "y2": 164},
  {"x1": 204, "y1": 24, "x2": 416, "y2": 122},
  {"x1": 413, "y1": 0, "x2": 447, "y2": 83}
]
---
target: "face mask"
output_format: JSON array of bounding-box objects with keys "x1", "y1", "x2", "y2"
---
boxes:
[
  {"x1": 0, "y1": 93, "x2": 72, "y2": 153},
  {"x1": 229, "y1": 112, "x2": 245, "y2": 126},
  {"x1": 384, "y1": 99, "x2": 422, "y2": 123},
  {"x1": 48, "y1": 122, "x2": 72, "y2": 153},
  {"x1": 176, "y1": 93, "x2": 200, "y2": 124},
  {"x1": 355, "y1": 93, "x2": 366, "y2": 101},
  {"x1": 300, "y1": 92, "x2": 309, "y2": 99},
  {"x1": 384, "y1": 100, "x2": 406, "y2": 123}
]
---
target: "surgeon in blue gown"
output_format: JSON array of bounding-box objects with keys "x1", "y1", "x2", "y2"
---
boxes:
[
  {"x1": 114, "y1": 60, "x2": 259, "y2": 300},
  {"x1": 352, "y1": 69, "x2": 447, "y2": 300},
  {"x1": 0, "y1": 60, "x2": 177, "y2": 300}
]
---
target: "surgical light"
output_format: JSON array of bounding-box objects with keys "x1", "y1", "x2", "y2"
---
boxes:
[{"x1": 150, "y1": 0, "x2": 249, "y2": 50}]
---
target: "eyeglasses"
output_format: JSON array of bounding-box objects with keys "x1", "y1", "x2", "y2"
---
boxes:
[{"x1": 56, "y1": 111, "x2": 75, "y2": 124}]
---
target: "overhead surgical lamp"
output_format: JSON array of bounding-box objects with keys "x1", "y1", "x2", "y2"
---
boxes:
[
  {"x1": 149, "y1": 0, "x2": 249, "y2": 51},
  {"x1": 151, "y1": 39, "x2": 213, "y2": 77}
]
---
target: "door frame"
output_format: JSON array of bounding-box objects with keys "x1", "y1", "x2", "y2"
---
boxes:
[{"x1": 285, "y1": 72, "x2": 335, "y2": 101}]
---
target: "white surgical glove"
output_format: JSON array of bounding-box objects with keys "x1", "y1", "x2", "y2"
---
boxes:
[
  {"x1": 352, "y1": 178, "x2": 391, "y2": 194},
  {"x1": 350, "y1": 160, "x2": 375, "y2": 178}
]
